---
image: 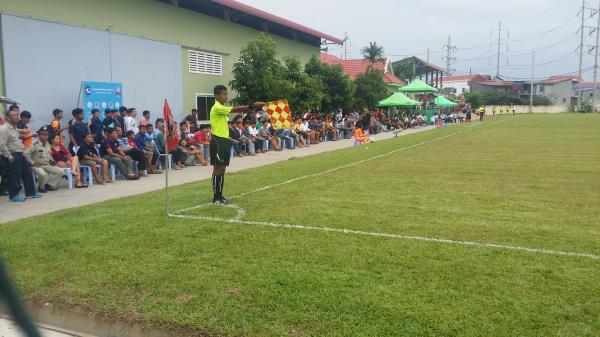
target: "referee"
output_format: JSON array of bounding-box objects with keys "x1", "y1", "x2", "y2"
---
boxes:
[{"x1": 210, "y1": 85, "x2": 264, "y2": 205}]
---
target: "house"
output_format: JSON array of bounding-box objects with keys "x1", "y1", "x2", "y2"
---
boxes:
[
  {"x1": 320, "y1": 53, "x2": 405, "y2": 91},
  {"x1": 442, "y1": 74, "x2": 490, "y2": 94},
  {"x1": 536, "y1": 76, "x2": 581, "y2": 106},
  {"x1": 0, "y1": 0, "x2": 342, "y2": 127},
  {"x1": 470, "y1": 80, "x2": 532, "y2": 98}
]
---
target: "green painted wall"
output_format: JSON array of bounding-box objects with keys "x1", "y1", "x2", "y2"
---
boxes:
[{"x1": 0, "y1": 0, "x2": 320, "y2": 115}]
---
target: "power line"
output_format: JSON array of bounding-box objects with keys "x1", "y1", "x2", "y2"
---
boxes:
[{"x1": 508, "y1": 15, "x2": 579, "y2": 41}]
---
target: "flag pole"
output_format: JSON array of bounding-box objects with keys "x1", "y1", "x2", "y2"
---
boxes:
[{"x1": 164, "y1": 99, "x2": 169, "y2": 217}]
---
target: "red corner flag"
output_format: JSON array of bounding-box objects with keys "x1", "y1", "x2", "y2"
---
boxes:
[{"x1": 163, "y1": 99, "x2": 179, "y2": 153}]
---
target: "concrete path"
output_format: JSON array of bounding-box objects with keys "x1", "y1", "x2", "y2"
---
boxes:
[
  {"x1": 0, "y1": 127, "x2": 434, "y2": 224},
  {"x1": 0, "y1": 316, "x2": 88, "y2": 337}
]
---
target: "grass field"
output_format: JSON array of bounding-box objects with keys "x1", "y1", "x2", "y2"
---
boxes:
[{"x1": 1, "y1": 114, "x2": 599, "y2": 337}]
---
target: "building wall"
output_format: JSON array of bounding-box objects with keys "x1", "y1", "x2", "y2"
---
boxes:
[
  {"x1": 470, "y1": 83, "x2": 511, "y2": 95},
  {"x1": 0, "y1": 0, "x2": 320, "y2": 120},
  {"x1": 444, "y1": 80, "x2": 470, "y2": 94},
  {"x1": 538, "y1": 81, "x2": 573, "y2": 105}
]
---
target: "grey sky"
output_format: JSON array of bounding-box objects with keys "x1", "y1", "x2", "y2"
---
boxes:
[{"x1": 238, "y1": 0, "x2": 593, "y2": 81}]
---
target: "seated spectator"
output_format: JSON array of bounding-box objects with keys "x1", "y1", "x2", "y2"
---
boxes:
[
  {"x1": 0, "y1": 106, "x2": 40, "y2": 201},
  {"x1": 135, "y1": 124, "x2": 158, "y2": 174},
  {"x1": 229, "y1": 121, "x2": 244, "y2": 157},
  {"x1": 266, "y1": 121, "x2": 283, "y2": 150},
  {"x1": 145, "y1": 124, "x2": 162, "y2": 173},
  {"x1": 100, "y1": 129, "x2": 139, "y2": 180},
  {"x1": 257, "y1": 121, "x2": 280, "y2": 152},
  {"x1": 300, "y1": 118, "x2": 315, "y2": 144},
  {"x1": 24, "y1": 126, "x2": 65, "y2": 193},
  {"x1": 139, "y1": 110, "x2": 151, "y2": 127},
  {"x1": 122, "y1": 129, "x2": 148, "y2": 176},
  {"x1": 124, "y1": 108, "x2": 139, "y2": 134},
  {"x1": 77, "y1": 132, "x2": 110, "y2": 185},
  {"x1": 17, "y1": 110, "x2": 34, "y2": 150},
  {"x1": 354, "y1": 121, "x2": 369, "y2": 144},
  {"x1": 309, "y1": 117, "x2": 323, "y2": 143},
  {"x1": 68, "y1": 108, "x2": 89, "y2": 155},
  {"x1": 50, "y1": 134, "x2": 86, "y2": 188},
  {"x1": 154, "y1": 119, "x2": 183, "y2": 170},
  {"x1": 87, "y1": 108, "x2": 104, "y2": 144},
  {"x1": 191, "y1": 125, "x2": 211, "y2": 161},
  {"x1": 175, "y1": 138, "x2": 201, "y2": 167},
  {"x1": 324, "y1": 117, "x2": 339, "y2": 141},
  {"x1": 241, "y1": 121, "x2": 258, "y2": 155},
  {"x1": 179, "y1": 121, "x2": 191, "y2": 141},
  {"x1": 184, "y1": 109, "x2": 199, "y2": 132}
]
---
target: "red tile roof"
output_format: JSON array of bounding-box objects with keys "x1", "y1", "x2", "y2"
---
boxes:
[
  {"x1": 444, "y1": 74, "x2": 489, "y2": 83},
  {"x1": 541, "y1": 75, "x2": 582, "y2": 84},
  {"x1": 320, "y1": 53, "x2": 404, "y2": 85},
  {"x1": 211, "y1": 0, "x2": 343, "y2": 44}
]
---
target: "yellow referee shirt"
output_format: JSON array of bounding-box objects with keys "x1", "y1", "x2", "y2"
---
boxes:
[{"x1": 210, "y1": 101, "x2": 232, "y2": 138}]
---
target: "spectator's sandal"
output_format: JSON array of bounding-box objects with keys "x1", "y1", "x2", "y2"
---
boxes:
[{"x1": 75, "y1": 183, "x2": 88, "y2": 188}]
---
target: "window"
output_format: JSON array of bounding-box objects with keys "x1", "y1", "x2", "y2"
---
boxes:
[
  {"x1": 196, "y1": 94, "x2": 216, "y2": 121},
  {"x1": 563, "y1": 98, "x2": 567, "y2": 103},
  {"x1": 188, "y1": 50, "x2": 223, "y2": 76}
]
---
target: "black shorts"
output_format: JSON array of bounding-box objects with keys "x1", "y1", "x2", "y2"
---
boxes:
[{"x1": 210, "y1": 136, "x2": 231, "y2": 167}]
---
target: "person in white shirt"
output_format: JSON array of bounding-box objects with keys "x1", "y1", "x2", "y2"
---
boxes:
[
  {"x1": 300, "y1": 119, "x2": 316, "y2": 144},
  {"x1": 124, "y1": 108, "x2": 139, "y2": 134}
]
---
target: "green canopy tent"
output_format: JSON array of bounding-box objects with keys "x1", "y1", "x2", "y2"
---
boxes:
[
  {"x1": 434, "y1": 95, "x2": 458, "y2": 107},
  {"x1": 378, "y1": 92, "x2": 421, "y2": 107},
  {"x1": 398, "y1": 79, "x2": 438, "y2": 93}
]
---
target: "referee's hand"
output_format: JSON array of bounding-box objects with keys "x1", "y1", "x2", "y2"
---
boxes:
[{"x1": 254, "y1": 102, "x2": 266, "y2": 108}]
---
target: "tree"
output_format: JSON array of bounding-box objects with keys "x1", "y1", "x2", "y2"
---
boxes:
[
  {"x1": 354, "y1": 69, "x2": 387, "y2": 110},
  {"x1": 361, "y1": 42, "x2": 385, "y2": 69},
  {"x1": 305, "y1": 55, "x2": 355, "y2": 112},
  {"x1": 229, "y1": 33, "x2": 284, "y2": 105},
  {"x1": 393, "y1": 61, "x2": 415, "y2": 82},
  {"x1": 281, "y1": 56, "x2": 325, "y2": 113}
]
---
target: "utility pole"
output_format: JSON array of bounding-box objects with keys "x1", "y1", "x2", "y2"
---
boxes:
[
  {"x1": 593, "y1": 0, "x2": 600, "y2": 112},
  {"x1": 442, "y1": 36, "x2": 457, "y2": 75},
  {"x1": 530, "y1": 51, "x2": 535, "y2": 113},
  {"x1": 578, "y1": 0, "x2": 586, "y2": 110},
  {"x1": 344, "y1": 32, "x2": 348, "y2": 60},
  {"x1": 497, "y1": 21, "x2": 502, "y2": 78},
  {"x1": 427, "y1": 48, "x2": 430, "y2": 62}
]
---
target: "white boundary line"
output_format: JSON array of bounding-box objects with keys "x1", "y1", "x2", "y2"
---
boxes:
[{"x1": 169, "y1": 117, "x2": 600, "y2": 261}]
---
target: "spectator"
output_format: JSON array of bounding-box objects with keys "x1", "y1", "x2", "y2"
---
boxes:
[
  {"x1": 77, "y1": 132, "x2": 110, "y2": 185},
  {"x1": 139, "y1": 110, "x2": 151, "y2": 127},
  {"x1": 68, "y1": 108, "x2": 89, "y2": 154},
  {"x1": 241, "y1": 120, "x2": 257, "y2": 155},
  {"x1": 88, "y1": 108, "x2": 104, "y2": 144},
  {"x1": 257, "y1": 121, "x2": 279, "y2": 152},
  {"x1": 243, "y1": 109, "x2": 258, "y2": 125},
  {"x1": 50, "y1": 134, "x2": 86, "y2": 188},
  {"x1": 120, "y1": 128, "x2": 147, "y2": 176},
  {"x1": 117, "y1": 106, "x2": 127, "y2": 132},
  {"x1": 100, "y1": 129, "x2": 139, "y2": 180},
  {"x1": 50, "y1": 108, "x2": 65, "y2": 142},
  {"x1": 185, "y1": 109, "x2": 199, "y2": 132},
  {"x1": 102, "y1": 109, "x2": 120, "y2": 131},
  {"x1": 124, "y1": 108, "x2": 139, "y2": 134},
  {"x1": 354, "y1": 121, "x2": 369, "y2": 144},
  {"x1": 175, "y1": 138, "x2": 201, "y2": 167},
  {"x1": 135, "y1": 124, "x2": 159, "y2": 174},
  {"x1": 191, "y1": 125, "x2": 211, "y2": 161},
  {"x1": 25, "y1": 125, "x2": 66, "y2": 192},
  {"x1": 17, "y1": 110, "x2": 34, "y2": 150},
  {"x1": 362, "y1": 108, "x2": 372, "y2": 134},
  {"x1": 145, "y1": 124, "x2": 162, "y2": 173},
  {"x1": 0, "y1": 107, "x2": 41, "y2": 201},
  {"x1": 155, "y1": 119, "x2": 183, "y2": 170}
]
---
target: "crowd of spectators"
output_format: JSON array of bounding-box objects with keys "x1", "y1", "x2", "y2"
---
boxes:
[{"x1": 0, "y1": 102, "x2": 463, "y2": 203}]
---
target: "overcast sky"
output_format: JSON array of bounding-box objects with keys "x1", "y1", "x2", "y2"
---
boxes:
[{"x1": 238, "y1": 0, "x2": 594, "y2": 81}]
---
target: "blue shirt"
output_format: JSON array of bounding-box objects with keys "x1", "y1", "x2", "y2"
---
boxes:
[
  {"x1": 89, "y1": 117, "x2": 103, "y2": 139},
  {"x1": 135, "y1": 133, "x2": 147, "y2": 150},
  {"x1": 100, "y1": 138, "x2": 119, "y2": 157}
]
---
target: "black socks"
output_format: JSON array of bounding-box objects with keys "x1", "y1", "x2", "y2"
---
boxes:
[{"x1": 212, "y1": 174, "x2": 224, "y2": 200}]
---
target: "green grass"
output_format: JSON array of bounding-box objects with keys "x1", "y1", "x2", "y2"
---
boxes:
[{"x1": 1, "y1": 114, "x2": 599, "y2": 337}]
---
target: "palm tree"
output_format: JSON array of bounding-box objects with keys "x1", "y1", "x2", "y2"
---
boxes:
[{"x1": 362, "y1": 42, "x2": 385, "y2": 69}]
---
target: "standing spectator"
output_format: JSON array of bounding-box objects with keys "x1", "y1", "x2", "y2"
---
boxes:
[
  {"x1": 185, "y1": 109, "x2": 199, "y2": 132},
  {"x1": 124, "y1": 108, "x2": 139, "y2": 134},
  {"x1": 68, "y1": 108, "x2": 89, "y2": 155},
  {"x1": 50, "y1": 133, "x2": 86, "y2": 188},
  {"x1": 139, "y1": 110, "x2": 151, "y2": 127},
  {"x1": 102, "y1": 109, "x2": 119, "y2": 131},
  {"x1": 0, "y1": 107, "x2": 40, "y2": 201},
  {"x1": 88, "y1": 108, "x2": 104, "y2": 144},
  {"x1": 100, "y1": 129, "x2": 139, "y2": 180},
  {"x1": 117, "y1": 106, "x2": 127, "y2": 132},
  {"x1": 50, "y1": 108, "x2": 65, "y2": 143},
  {"x1": 362, "y1": 108, "x2": 372, "y2": 134},
  {"x1": 24, "y1": 126, "x2": 65, "y2": 193},
  {"x1": 77, "y1": 132, "x2": 110, "y2": 185},
  {"x1": 17, "y1": 110, "x2": 34, "y2": 150}
]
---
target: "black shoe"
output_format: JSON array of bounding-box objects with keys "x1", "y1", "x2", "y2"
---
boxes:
[
  {"x1": 38, "y1": 188, "x2": 47, "y2": 193},
  {"x1": 44, "y1": 184, "x2": 58, "y2": 192},
  {"x1": 213, "y1": 198, "x2": 231, "y2": 205}
]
